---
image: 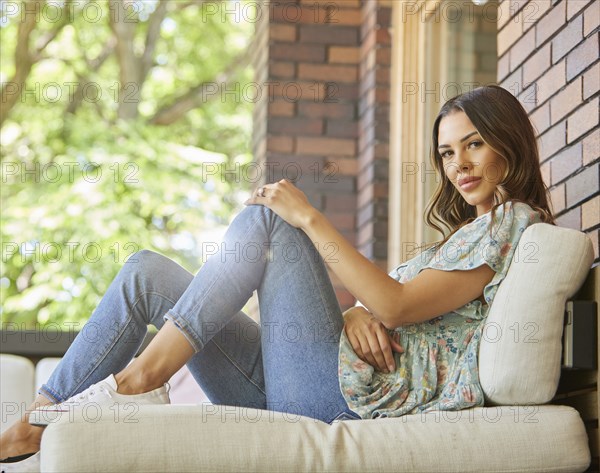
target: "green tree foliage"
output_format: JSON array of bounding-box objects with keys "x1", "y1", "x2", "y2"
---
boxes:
[{"x1": 0, "y1": 0, "x2": 256, "y2": 329}]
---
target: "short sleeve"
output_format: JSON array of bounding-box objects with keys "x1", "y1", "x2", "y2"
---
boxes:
[{"x1": 423, "y1": 201, "x2": 541, "y2": 305}]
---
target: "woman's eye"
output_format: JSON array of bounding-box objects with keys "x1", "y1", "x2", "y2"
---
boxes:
[
  {"x1": 468, "y1": 141, "x2": 482, "y2": 148},
  {"x1": 440, "y1": 151, "x2": 452, "y2": 159}
]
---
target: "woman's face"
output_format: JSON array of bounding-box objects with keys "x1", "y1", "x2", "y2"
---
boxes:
[{"x1": 437, "y1": 111, "x2": 507, "y2": 217}]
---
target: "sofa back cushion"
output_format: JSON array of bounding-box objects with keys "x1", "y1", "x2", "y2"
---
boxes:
[
  {"x1": 0, "y1": 354, "x2": 35, "y2": 434},
  {"x1": 479, "y1": 223, "x2": 594, "y2": 405}
]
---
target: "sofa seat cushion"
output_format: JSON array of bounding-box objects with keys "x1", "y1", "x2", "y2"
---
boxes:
[{"x1": 41, "y1": 404, "x2": 590, "y2": 472}]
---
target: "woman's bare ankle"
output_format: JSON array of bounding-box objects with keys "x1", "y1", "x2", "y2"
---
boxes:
[
  {"x1": 0, "y1": 422, "x2": 43, "y2": 459},
  {"x1": 114, "y1": 369, "x2": 163, "y2": 395}
]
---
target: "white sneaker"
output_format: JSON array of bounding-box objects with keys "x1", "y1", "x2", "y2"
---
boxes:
[
  {"x1": 28, "y1": 374, "x2": 170, "y2": 427},
  {"x1": 0, "y1": 452, "x2": 40, "y2": 473}
]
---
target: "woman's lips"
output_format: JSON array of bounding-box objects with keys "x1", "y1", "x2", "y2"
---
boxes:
[{"x1": 459, "y1": 177, "x2": 482, "y2": 191}]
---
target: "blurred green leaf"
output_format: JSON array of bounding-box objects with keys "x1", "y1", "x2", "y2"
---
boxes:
[{"x1": 1, "y1": 0, "x2": 255, "y2": 329}]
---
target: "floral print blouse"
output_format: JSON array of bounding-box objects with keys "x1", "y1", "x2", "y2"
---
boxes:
[{"x1": 338, "y1": 201, "x2": 542, "y2": 419}]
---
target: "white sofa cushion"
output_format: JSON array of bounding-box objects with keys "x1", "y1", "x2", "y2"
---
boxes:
[
  {"x1": 479, "y1": 223, "x2": 594, "y2": 404},
  {"x1": 40, "y1": 404, "x2": 590, "y2": 472},
  {"x1": 0, "y1": 354, "x2": 35, "y2": 434}
]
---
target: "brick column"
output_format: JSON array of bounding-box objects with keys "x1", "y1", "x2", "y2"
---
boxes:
[
  {"x1": 497, "y1": 0, "x2": 599, "y2": 263},
  {"x1": 252, "y1": 0, "x2": 363, "y2": 310},
  {"x1": 357, "y1": 0, "x2": 392, "y2": 270}
]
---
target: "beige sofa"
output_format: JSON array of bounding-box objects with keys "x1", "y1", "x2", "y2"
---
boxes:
[{"x1": 2, "y1": 223, "x2": 595, "y2": 472}]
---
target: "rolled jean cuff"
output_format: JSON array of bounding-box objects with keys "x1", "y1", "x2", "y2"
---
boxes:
[
  {"x1": 163, "y1": 311, "x2": 204, "y2": 353},
  {"x1": 38, "y1": 385, "x2": 63, "y2": 404}
]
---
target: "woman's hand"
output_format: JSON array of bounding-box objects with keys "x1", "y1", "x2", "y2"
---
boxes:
[
  {"x1": 244, "y1": 179, "x2": 317, "y2": 229},
  {"x1": 343, "y1": 306, "x2": 404, "y2": 373}
]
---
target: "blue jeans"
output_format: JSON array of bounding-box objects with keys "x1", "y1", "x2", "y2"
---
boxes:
[{"x1": 39, "y1": 205, "x2": 360, "y2": 424}]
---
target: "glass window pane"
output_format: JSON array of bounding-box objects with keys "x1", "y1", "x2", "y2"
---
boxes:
[{"x1": 422, "y1": 1, "x2": 498, "y2": 243}]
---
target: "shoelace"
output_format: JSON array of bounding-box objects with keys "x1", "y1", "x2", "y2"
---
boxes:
[{"x1": 62, "y1": 384, "x2": 113, "y2": 406}]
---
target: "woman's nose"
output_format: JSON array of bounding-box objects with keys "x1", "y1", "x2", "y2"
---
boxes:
[{"x1": 455, "y1": 156, "x2": 472, "y2": 173}]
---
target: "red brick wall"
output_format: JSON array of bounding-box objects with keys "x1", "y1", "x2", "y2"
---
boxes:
[
  {"x1": 497, "y1": 0, "x2": 599, "y2": 263},
  {"x1": 252, "y1": 0, "x2": 393, "y2": 309},
  {"x1": 357, "y1": 1, "x2": 392, "y2": 270},
  {"x1": 252, "y1": 0, "x2": 364, "y2": 310}
]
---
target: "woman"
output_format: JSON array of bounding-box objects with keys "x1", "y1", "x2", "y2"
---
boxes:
[{"x1": 0, "y1": 85, "x2": 554, "y2": 470}]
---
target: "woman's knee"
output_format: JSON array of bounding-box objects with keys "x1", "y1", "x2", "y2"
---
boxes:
[
  {"x1": 126, "y1": 249, "x2": 165, "y2": 269},
  {"x1": 120, "y1": 249, "x2": 193, "y2": 294},
  {"x1": 119, "y1": 249, "x2": 169, "y2": 285}
]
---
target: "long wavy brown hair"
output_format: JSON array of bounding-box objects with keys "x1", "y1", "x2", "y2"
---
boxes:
[{"x1": 423, "y1": 85, "x2": 555, "y2": 250}]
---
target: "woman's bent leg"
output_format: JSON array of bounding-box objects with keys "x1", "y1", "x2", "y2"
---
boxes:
[
  {"x1": 39, "y1": 250, "x2": 191, "y2": 403},
  {"x1": 2, "y1": 250, "x2": 266, "y2": 458},
  {"x1": 0, "y1": 250, "x2": 269, "y2": 459},
  {"x1": 2, "y1": 251, "x2": 178, "y2": 459},
  {"x1": 163, "y1": 205, "x2": 357, "y2": 423},
  {"x1": 39, "y1": 250, "x2": 265, "y2": 408}
]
